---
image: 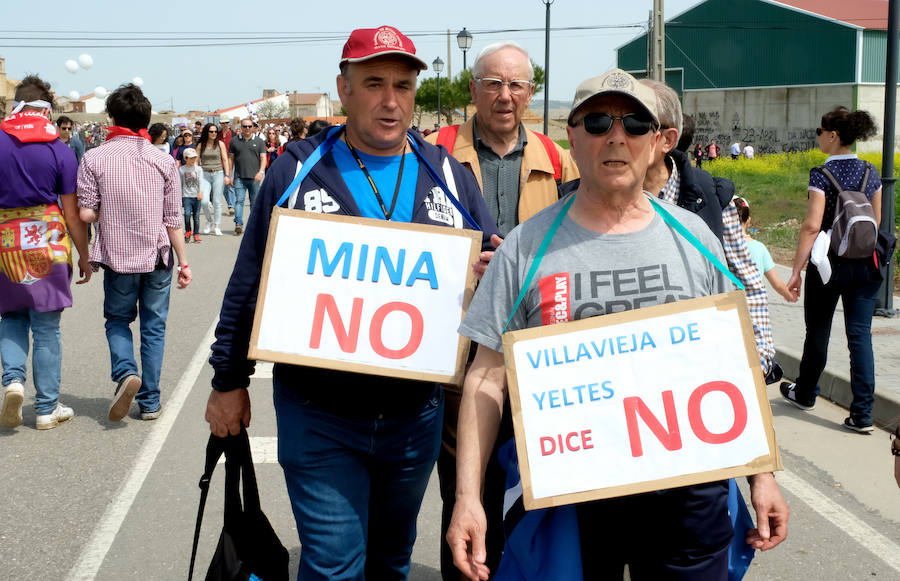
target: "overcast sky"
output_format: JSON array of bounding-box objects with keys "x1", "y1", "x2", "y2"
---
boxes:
[{"x1": 1, "y1": 0, "x2": 701, "y2": 113}]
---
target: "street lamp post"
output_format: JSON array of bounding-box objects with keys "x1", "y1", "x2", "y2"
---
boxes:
[
  {"x1": 457, "y1": 28, "x2": 473, "y2": 122},
  {"x1": 433, "y1": 57, "x2": 444, "y2": 128},
  {"x1": 542, "y1": 0, "x2": 555, "y2": 136}
]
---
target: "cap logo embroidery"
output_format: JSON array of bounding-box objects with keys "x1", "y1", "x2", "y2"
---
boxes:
[
  {"x1": 374, "y1": 27, "x2": 403, "y2": 50},
  {"x1": 602, "y1": 72, "x2": 633, "y2": 91}
]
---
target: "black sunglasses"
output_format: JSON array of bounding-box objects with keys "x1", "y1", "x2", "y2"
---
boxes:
[
  {"x1": 582, "y1": 113, "x2": 655, "y2": 136},
  {"x1": 241, "y1": 125, "x2": 253, "y2": 128},
  {"x1": 816, "y1": 127, "x2": 826, "y2": 136}
]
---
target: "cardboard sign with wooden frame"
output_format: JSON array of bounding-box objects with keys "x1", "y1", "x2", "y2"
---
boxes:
[
  {"x1": 249, "y1": 208, "x2": 481, "y2": 386},
  {"x1": 502, "y1": 291, "x2": 782, "y2": 511}
]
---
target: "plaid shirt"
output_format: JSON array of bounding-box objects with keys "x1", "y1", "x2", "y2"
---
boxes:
[
  {"x1": 659, "y1": 160, "x2": 775, "y2": 372},
  {"x1": 77, "y1": 136, "x2": 183, "y2": 274}
]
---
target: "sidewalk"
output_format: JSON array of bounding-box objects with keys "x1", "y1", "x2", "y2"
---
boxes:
[{"x1": 768, "y1": 264, "x2": 900, "y2": 428}]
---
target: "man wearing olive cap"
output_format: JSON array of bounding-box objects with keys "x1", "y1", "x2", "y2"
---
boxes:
[{"x1": 448, "y1": 69, "x2": 789, "y2": 580}]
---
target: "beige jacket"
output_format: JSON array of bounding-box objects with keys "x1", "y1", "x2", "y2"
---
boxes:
[{"x1": 426, "y1": 116, "x2": 579, "y2": 223}]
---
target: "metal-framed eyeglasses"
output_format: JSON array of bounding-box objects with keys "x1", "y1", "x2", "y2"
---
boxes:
[{"x1": 475, "y1": 77, "x2": 534, "y2": 95}]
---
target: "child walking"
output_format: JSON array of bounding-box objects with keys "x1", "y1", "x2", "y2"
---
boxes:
[
  {"x1": 180, "y1": 148, "x2": 205, "y2": 243},
  {"x1": 734, "y1": 196, "x2": 794, "y2": 301}
]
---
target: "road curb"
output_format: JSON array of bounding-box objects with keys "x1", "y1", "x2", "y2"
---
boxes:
[{"x1": 775, "y1": 347, "x2": 900, "y2": 429}]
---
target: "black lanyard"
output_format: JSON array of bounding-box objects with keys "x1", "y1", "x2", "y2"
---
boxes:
[{"x1": 344, "y1": 135, "x2": 406, "y2": 221}]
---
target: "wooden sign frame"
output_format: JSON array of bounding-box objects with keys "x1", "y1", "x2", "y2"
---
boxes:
[
  {"x1": 249, "y1": 207, "x2": 481, "y2": 386},
  {"x1": 502, "y1": 291, "x2": 782, "y2": 510}
]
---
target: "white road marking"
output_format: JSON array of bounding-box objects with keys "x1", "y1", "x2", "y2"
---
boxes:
[
  {"x1": 217, "y1": 436, "x2": 279, "y2": 464},
  {"x1": 66, "y1": 319, "x2": 218, "y2": 581},
  {"x1": 251, "y1": 361, "x2": 274, "y2": 379},
  {"x1": 777, "y1": 469, "x2": 900, "y2": 573}
]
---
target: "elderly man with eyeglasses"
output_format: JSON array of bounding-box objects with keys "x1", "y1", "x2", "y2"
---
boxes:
[{"x1": 448, "y1": 69, "x2": 789, "y2": 581}]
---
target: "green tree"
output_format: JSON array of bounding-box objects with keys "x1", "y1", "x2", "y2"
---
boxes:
[
  {"x1": 531, "y1": 61, "x2": 545, "y2": 96},
  {"x1": 256, "y1": 100, "x2": 289, "y2": 120}
]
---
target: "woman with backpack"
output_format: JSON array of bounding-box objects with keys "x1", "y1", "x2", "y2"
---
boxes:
[{"x1": 781, "y1": 106, "x2": 882, "y2": 433}]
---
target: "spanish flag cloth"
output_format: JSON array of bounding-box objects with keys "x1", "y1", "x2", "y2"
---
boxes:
[{"x1": 0, "y1": 203, "x2": 74, "y2": 312}]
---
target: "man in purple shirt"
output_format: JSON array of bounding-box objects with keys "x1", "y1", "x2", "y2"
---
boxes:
[
  {"x1": 0, "y1": 75, "x2": 91, "y2": 431},
  {"x1": 77, "y1": 83, "x2": 192, "y2": 423}
]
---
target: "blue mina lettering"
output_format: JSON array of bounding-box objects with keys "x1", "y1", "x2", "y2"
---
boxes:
[{"x1": 307, "y1": 238, "x2": 439, "y2": 289}]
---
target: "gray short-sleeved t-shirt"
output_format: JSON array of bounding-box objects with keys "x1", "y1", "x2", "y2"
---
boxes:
[{"x1": 460, "y1": 195, "x2": 732, "y2": 352}]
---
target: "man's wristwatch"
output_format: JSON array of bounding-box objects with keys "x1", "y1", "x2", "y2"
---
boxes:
[{"x1": 177, "y1": 264, "x2": 189, "y2": 273}]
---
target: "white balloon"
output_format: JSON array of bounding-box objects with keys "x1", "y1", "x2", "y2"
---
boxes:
[
  {"x1": 94, "y1": 86, "x2": 108, "y2": 99},
  {"x1": 132, "y1": 76, "x2": 144, "y2": 87},
  {"x1": 65, "y1": 60, "x2": 79, "y2": 74},
  {"x1": 69, "y1": 91, "x2": 80, "y2": 100},
  {"x1": 78, "y1": 54, "x2": 93, "y2": 69}
]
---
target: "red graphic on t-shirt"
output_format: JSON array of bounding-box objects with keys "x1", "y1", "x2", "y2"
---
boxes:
[{"x1": 538, "y1": 272, "x2": 571, "y2": 325}]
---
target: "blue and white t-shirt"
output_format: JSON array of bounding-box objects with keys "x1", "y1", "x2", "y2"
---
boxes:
[
  {"x1": 809, "y1": 154, "x2": 881, "y2": 232},
  {"x1": 331, "y1": 140, "x2": 419, "y2": 222}
]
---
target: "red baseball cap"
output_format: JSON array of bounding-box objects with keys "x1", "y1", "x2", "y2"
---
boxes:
[{"x1": 340, "y1": 25, "x2": 428, "y2": 70}]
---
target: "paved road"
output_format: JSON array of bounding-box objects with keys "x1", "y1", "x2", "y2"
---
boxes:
[{"x1": 0, "y1": 229, "x2": 897, "y2": 580}]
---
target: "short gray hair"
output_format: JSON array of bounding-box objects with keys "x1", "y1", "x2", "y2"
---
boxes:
[
  {"x1": 638, "y1": 78, "x2": 682, "y2": 136},
  {"x1": 472, "y1": 41, "x2": 533, "y2": 81}
]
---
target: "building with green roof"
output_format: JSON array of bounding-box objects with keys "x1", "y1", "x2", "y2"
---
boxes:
[{"x1": 617, "y1": 0, "x2": 894, "y2": 152}]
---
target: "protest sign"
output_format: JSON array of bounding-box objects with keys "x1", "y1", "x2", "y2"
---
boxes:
[
  {"x1": 249, "y1": 208, "x2": 481, "y2": 385},
  {"x1": 502, "y1": 291, "x2": 781, "y2": 510}
]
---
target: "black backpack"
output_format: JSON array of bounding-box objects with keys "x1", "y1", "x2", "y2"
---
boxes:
[{"x1": 817, "y1": 165, "x2": 878, "y2": 259}]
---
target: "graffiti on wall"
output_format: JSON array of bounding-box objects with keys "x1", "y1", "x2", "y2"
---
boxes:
[{"x1": 690, "y1": 110, "x2": 816, "y2": 154}]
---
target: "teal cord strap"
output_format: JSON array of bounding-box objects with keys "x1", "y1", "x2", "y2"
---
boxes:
[
  {"x1": 646, "y1": 195, "x2": 744, "y2": 290},
  {"x1": 501, "y1": 193, "x2": 743, "y2": 334},
  {"x1": 502, "y1": 194, "x2": 576, "y2": 332}
]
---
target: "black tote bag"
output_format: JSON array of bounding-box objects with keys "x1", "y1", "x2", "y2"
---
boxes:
[{"x1": 188, "y1": 428, "x2": 289, "y2": 581}]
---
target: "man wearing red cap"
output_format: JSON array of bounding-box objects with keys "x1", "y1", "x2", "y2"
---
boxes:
[{"x1": 206, "y1": 25, "x2": 499, "y2": 580}]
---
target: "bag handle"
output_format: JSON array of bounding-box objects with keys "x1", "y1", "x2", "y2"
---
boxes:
[{"x1": 188, "y1": 429, "x2": 259, "y2": 581}]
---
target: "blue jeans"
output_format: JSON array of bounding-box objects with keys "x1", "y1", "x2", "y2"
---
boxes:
[
  {"x1": 233, "y1": 177, "x2": 261, "y2": 227},
  {"x1": 274, "y1": 379, "x2": 443, "y2": 581},
  {"x1": 103, "y1": 267, "x2": 172, "y2": 412},
  {"x1": 201, "y1": 169, "x2": 225, "y2": 229},
  {"x1": 0, "y1": 309, "x2": 62, "y2": 414},
  {"x1": 224, "y1": 182, "x2": 235, "y2": 209},
  {"x1": 796, "y1": 261, "x2": 881, "y2": 424},
  {"x1": 182, "y1": 197, "x2": 201, "y2": 234}
]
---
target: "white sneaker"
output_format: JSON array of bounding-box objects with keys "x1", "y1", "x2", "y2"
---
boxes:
[
  {"x1": 203, "y1": 224, "x2": 211, "y2": 234},
  {"x1": 214, "y1": 227, "x2": 222, "y2": 236},
  {"x1": 36, "y1": 403, "x2": 74, "y2": 430},
  {"x1": 0, "y1": 381, "x2": 24, "y2": 428},
  {"x1": 140, "y1": 406, "x2": 162, "y2": 421}
]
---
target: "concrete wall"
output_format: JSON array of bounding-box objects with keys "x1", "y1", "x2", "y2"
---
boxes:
[
  {"x1": 857, "y1": 84, "x2": 900, "y2": 153},
  {"x1": 682, "y1": 84, "x2": 894, "y2": 154}
]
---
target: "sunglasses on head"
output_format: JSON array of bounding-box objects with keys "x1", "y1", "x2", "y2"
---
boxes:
[{"x1": 581, "y1": 112, "x2": 656, "y2": 136}]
